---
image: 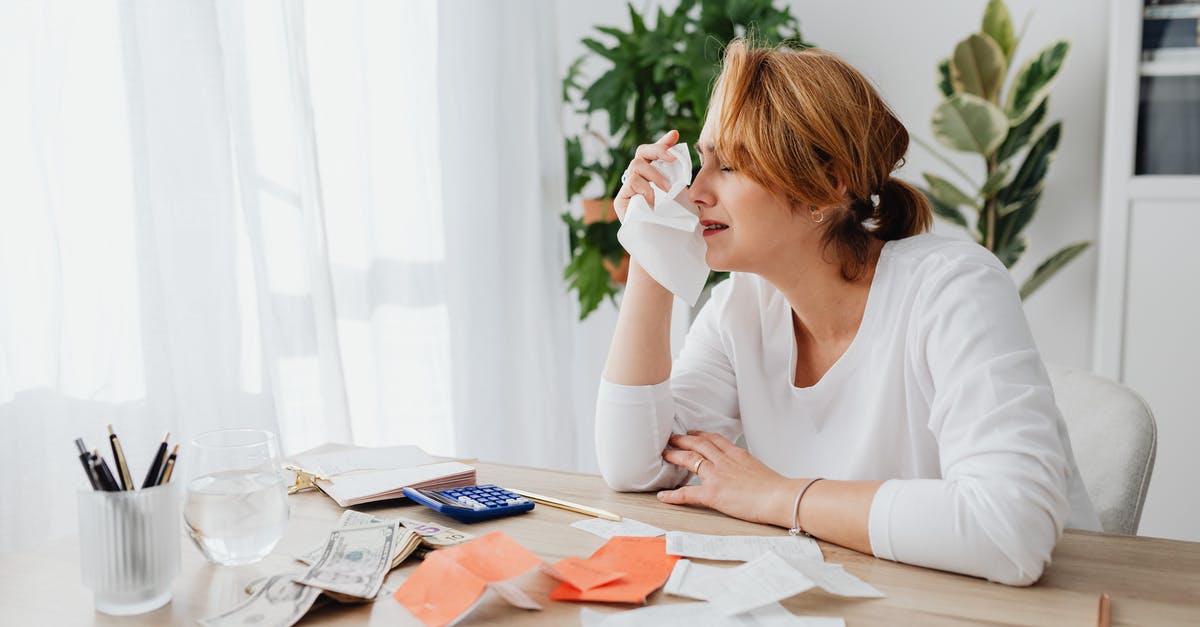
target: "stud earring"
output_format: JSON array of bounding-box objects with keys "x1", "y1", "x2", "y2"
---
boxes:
[{"x1": 808, "y1": 204, "x2": 824, "y2": 224}]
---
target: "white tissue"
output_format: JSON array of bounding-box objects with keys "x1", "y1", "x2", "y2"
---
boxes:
[{"x1": 617, "y1": 142, "x2": 709, "y2": 306}]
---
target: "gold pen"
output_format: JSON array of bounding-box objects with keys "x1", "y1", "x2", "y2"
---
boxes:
[
  {"x1": 107, "y1": 424, "x2": 134, "y2": 491},
  {"x1": 157, "y1": 444, "x2": 180, "y2": 485},
  {"x1": 508, "y1": 488, "x2": 622, "y2": 522}
]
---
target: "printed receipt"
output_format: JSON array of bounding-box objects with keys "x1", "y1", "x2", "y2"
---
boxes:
[
  {"x1": 665, "y1": 532, "x2": 824, "y2": 564},
  {"x1": 571, "y1": 517, "x2": 666, "y2": 539},
  {"x1": 664, "y1": 557, "x2": 884, "y2": 609}
]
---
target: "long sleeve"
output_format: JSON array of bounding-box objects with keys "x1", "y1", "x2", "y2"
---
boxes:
[
  {"x1": 595, "y1": 279, "x2": 742, "y2": 491},
  {"x1": 868, "y1": 251, "x2": 1072, "y2": 586}
]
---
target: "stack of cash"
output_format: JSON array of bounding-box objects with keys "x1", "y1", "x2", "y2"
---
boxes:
[{"x1": 199, "y1": 511, "x2": 474, "y2": 627}]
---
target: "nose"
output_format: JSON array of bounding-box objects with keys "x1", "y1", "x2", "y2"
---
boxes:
[{"x1": 689, "y1": 167, "x2": 716, "y2": 212}]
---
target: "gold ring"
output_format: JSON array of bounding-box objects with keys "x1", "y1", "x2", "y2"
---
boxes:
[{"x1": 692, "y1": 458, "x2": 705, "y2": 474}]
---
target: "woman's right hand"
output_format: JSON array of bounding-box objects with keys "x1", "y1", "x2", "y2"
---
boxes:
[{"x1": 614, "y1": 129, "x2": 679, "y2": 222}]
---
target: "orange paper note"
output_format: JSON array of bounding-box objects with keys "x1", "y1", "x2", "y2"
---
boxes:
[
  {"x1": 392, "y1": 531, "x2": 543, "y2": 626},
  {"x1": 549, "y1": 536, "x2": 679, "y2": 604},
  {"x1": 541, "y1": 556, "x2": 625, "y2": 591}
]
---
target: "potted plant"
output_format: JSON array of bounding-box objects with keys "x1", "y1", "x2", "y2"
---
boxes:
[
  {"x1": 916, "y1": 0, "x2": 1090, "y2": 299},
  {"x1": 562, "y1": 0, "x2": 809, "y2": 319}
]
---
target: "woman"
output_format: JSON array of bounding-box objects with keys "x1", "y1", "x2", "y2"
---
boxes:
[{"x1": 595, "y1": 40, "x2": 1100, "y2": 586}]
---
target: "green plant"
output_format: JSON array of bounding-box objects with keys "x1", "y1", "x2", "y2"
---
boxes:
[
  {"x1": 562, "y1": 0, "x2": 808, "y2": 319},
  {"x1": 916, "y1": 0, "x2": 1090, "y2": 299}
]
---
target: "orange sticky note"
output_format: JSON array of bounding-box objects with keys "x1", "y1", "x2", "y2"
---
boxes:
[
  {"x1": 549, "y1": 536, "x2": 679, "y2": 604},
  {"x1": 541, "y1": 556, "x2": 625, "y2": 591},
  {"x1": 392, "y1": 531, "x2": 543, "y2": 627}
]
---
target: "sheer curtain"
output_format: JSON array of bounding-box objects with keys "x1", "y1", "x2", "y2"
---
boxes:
[{"x1": 0, "y1": 0, "x2": 575, "y2": 552}]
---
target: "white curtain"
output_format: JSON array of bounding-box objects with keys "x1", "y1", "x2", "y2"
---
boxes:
[{"x1": 0, "y1": 0, "x2": 575, "y2": 552}]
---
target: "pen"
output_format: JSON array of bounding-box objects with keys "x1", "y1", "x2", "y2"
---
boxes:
[
  {"x1": 107, "y1": 424, "x2": 134, "y2": 491},
  {"x1": 157, "y1": 444, "x2": 180, "y2": 485},
  {"x1": 75, "y1": 439, "x2": 99, "y2": 490},
  {"x1": 91, "y1": 449, "x2": 121, "y2": 492},
  {"x1": 141, "y1": 432, "x2": 170, "y2": 489},
  {"x1": 507, "y1": 488, "x2": 622, "y2": 522}
]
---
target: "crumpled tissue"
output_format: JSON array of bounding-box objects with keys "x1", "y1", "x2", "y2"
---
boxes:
[{"x1": 617, "y1": 142, "x2": 709, "y2": 306}]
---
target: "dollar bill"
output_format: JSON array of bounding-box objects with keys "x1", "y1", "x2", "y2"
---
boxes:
[
  {"x1": 295, "y1": 521, "x2": 400, "y2": 599},
  {"x1": 395, "y1": 516, "x2": 474, "y2": 549},
  {"x1": 296, "y1": 511, "x2": 474, "y2": 566},
  {"x1": 200, "y1": 573, "x2": 321, "y2": 627},
  {"x1": 295, "y1": 510, "x2": 386, "y2": 565}
]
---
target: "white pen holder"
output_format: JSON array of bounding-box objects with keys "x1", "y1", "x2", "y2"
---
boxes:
[{"x1": 76, "y1": 484, "x2": 180, "y2": 615}]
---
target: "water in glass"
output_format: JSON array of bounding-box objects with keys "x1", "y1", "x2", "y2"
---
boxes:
[{"x1": 184, "y1": 429, "x2": 289, "y2": 565}]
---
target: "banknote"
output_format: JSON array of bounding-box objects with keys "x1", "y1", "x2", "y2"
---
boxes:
[
  {"x1": 295, "y1": 510, "x2": 386, "y2": 565},
  {"x1": 296, "y1": 511, "x2": 473, "y2": 566},
  {"x1": 200, "y1": 573, "x2": 321, "y2": 627},
  {"x1": 395, "y1": 516, "x2": 474, "y2": 548},
  {"x1": 295, "y1": 520, "x2": 400, "y2": 599}
]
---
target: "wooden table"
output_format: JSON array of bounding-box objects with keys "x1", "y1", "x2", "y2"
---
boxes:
[{"x1": 3, "y1": 461, "x2": 1198, "y2": 625}]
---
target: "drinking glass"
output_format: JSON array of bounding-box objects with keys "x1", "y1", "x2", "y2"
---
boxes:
[{"x1": 183, "y1": 428, "x2": 289, "y2": 565}]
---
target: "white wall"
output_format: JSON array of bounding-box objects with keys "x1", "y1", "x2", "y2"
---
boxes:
[
  {"x1": 555, "y1": 1, "x2": 1109, "y2": 472},
  {"x1": 788, "y1": 0, "x2": 1107, "y2": 371}
]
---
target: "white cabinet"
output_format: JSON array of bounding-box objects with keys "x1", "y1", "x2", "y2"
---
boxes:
[
  {"x1": 1095, "y1": 1, "x2": 1200, "y2": 541},
  {"x1": 1121, "y1": 200, "x2": 1200, "y2": 541}
]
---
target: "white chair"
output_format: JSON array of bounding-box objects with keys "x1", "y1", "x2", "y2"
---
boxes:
[{"x1": 1047, "y1": 365, "x2": 1157, "y2": 535}]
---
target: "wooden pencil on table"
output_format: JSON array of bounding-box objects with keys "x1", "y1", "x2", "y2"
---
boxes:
[{"x1": 507, "y1": 488, "x2": 622, "y2": 522}]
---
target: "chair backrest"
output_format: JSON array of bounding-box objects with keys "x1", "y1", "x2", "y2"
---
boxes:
[{"x1": 1047, "y1": 364, "x2": 1157, "y2": 535}]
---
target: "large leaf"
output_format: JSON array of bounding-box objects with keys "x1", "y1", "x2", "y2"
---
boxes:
[
  {"x1": 995, "y1": 98, "x2": 1047, "y2": 163},
  {"x1": 918, "y1": 185, "x2": 968, "y2": 228},
  {"x1": 937, "y1": 58, "x2": 955, "y2": 98},
  {"x1": 565, "y1": 137, "x2": 588, "y2": 200},
  {"x1": 992, "y1": 122, "x2": 1062, "y2": 256},
  {"x1": 995, "y1": 233, "x2": 1027, "y2": 268},
  {"x1": 982, "y1": 0, "x2": 1017, "y2": 62},
  {"x1": 564, "y1": 246, "x2": 618, "y2": 320},
  {"x1": 923, "y1": 173, "x2": 978, "y2": 209},
  {"x1": 932, "y1": 93, "x2": 1010, "y2": 156},
  {"x1": 980, "y1": 163, "x2": 1011, "y2": 197},
  {"x1": 951, "y1": 33, "x2": 1007, "y2": 103},
  {"x1": 1006, "y1": 41, "x2": 1070, "y2": 124},
  {"x1": 1019, "y1": 241, "x2": 1091, "y2": 299},
  {"x1": 997, "y1": 121, "x2": 1062, "y2": 207},
  {"x1": 581, "y1": 37, "x2": 620, "y2": 63}
]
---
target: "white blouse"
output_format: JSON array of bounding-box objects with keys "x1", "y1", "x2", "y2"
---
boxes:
[{"x1": 595, "y1": 233, "x2": 1100, "y2": 586}]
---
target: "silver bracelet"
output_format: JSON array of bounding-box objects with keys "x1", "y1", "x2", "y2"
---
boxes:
[{"x1": 788, "y1": 477, "x2": 824, "y2": 537}]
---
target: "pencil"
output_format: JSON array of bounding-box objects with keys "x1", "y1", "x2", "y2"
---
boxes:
[
  {"x1": 508, "y1": 488, "x2": 622, "y2": 522},
  {"x1": 107, "y1": 424, "x2": 134, "y2": 490}
]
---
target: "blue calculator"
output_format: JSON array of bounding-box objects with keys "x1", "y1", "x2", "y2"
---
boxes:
[{"x1": 402, "y1": 484, "x2": 535, "y2": 523}]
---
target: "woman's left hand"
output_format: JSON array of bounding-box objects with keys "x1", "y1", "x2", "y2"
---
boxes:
[{"x1": 658, "y1": 431, "x2": 796, "y2": 527}]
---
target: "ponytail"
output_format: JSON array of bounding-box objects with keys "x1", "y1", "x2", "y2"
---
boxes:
[
  {"x1": 821, "y1": 177, "x2": 933, "y2": 281},
  {"x1": 872, "y1": 177, "x2": 932, "y2": 241}
]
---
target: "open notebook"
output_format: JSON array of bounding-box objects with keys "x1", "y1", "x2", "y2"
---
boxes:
[{"x1": 288, "y1": 445, "x2": 476, "y2": 508}]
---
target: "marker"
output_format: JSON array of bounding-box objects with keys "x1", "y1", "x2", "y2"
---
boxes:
[{"x1": 75, "y1": 439, "x2": 99, "y2": 490}]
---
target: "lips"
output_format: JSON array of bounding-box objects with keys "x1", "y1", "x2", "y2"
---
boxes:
[{"x1": 700, "y1": 219, "x2": 729, "y2": 238}]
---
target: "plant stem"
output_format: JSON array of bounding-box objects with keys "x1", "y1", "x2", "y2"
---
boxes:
[
  {"x1": 984, "y1": 155, "x2": 997, "y2": 252},
  {"x1": 912, "y1": 135, "x2": 981, "y2": 190}
]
